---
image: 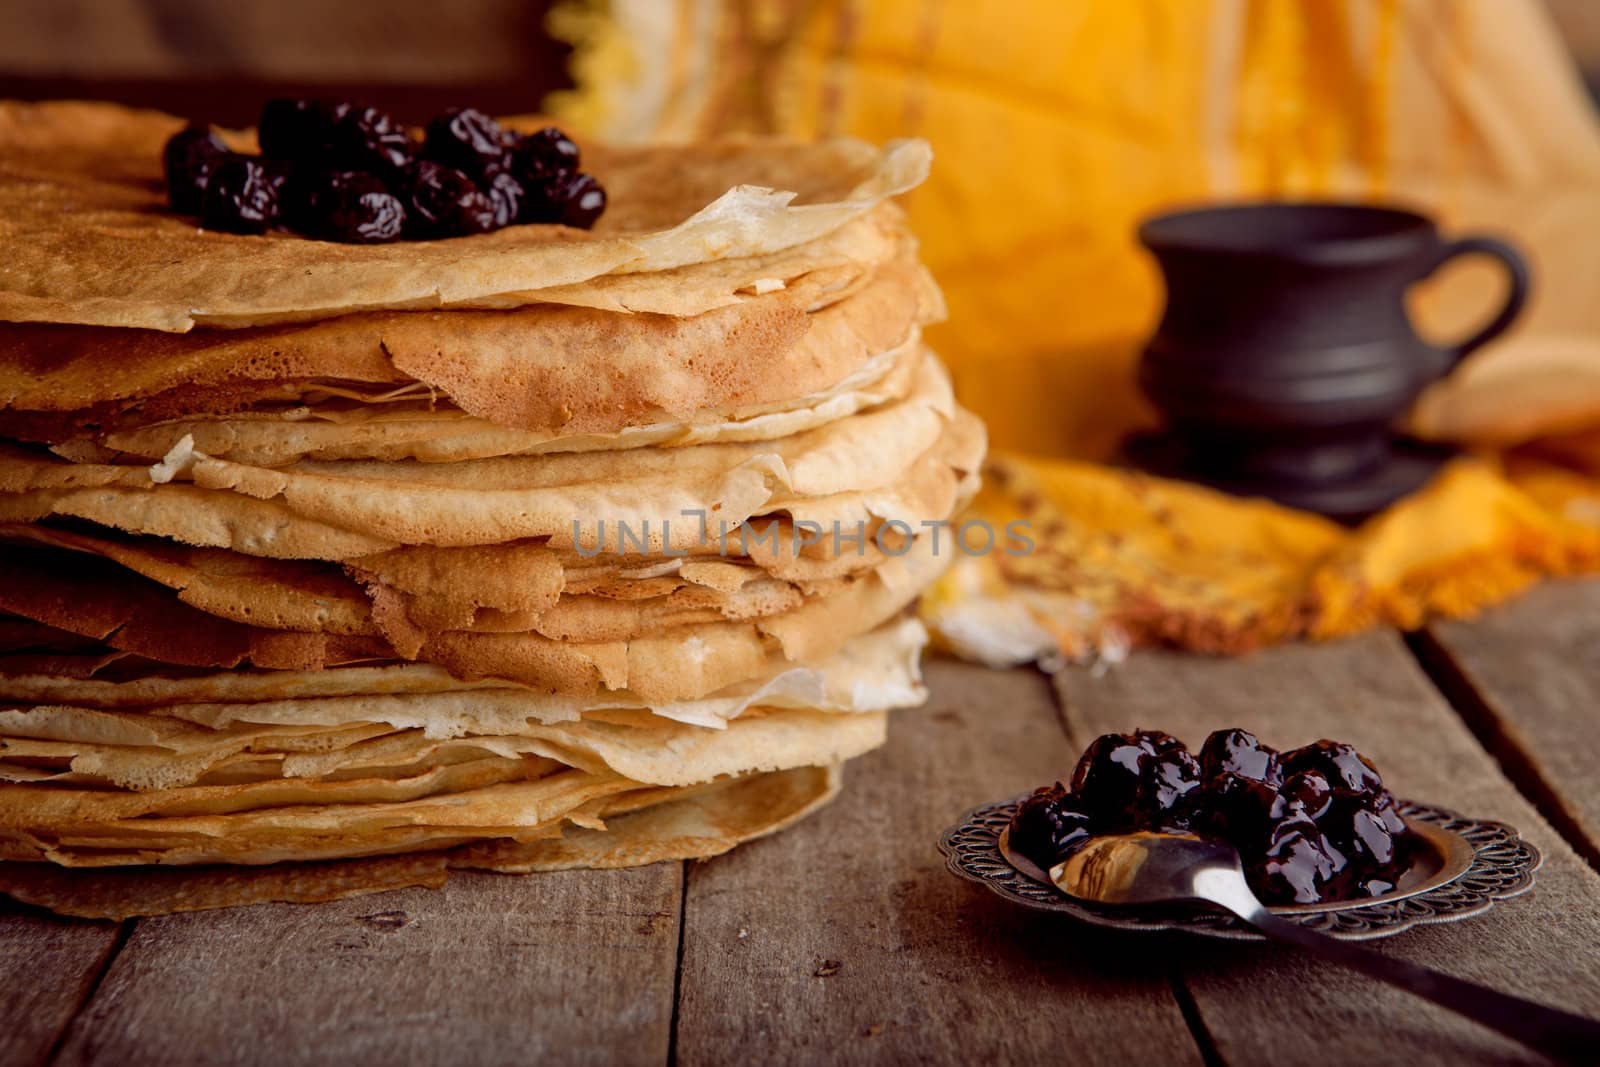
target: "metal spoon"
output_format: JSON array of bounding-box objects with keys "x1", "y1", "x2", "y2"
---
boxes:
[{"x1": 1053, "y1": 832, "x2": 1600, "y2": 1062}]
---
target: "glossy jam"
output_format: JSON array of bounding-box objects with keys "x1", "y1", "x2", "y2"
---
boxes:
[{"x1": 1010, "y1": 728, "x2": 1414, "y2": 906}]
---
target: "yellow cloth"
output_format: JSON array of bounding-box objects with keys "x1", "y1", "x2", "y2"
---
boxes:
[
  {"x1": 554, "y1": 0, "x2": 1600, "y2": 660},
  {"x1": 920, "y1": 451, "x2": 1600, "y2": 663}
]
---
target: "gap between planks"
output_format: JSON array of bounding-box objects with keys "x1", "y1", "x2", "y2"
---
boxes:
[
  {"x1": 1034, "y1": 670, "x2": 1226, "y2": 1066},
  {"x1": 45, "y1": 865, "x2": 683, "y2": 1067},
  {"x1": 24, "y1": 603, "x2": 1598, "y2": 1066},
  {"x1": 1405, "y1": 629, "x2": 1600, "y2": 873},
  {"x1": 1049, "y1": 628, "x2": 1600, "y2": 1065},
  {"x1": 667, "y1": 859, "x2": 689, "y2": 1067},
  {"x1": 670, "y1": 660, "x2": 1206, "y2": 1066},
  {"x1": 1413, "y1": 579, "x2": 1600, "y2": 873},
  {"x1": 42, "y1": 919, "x2": 134, "y2": 1067},
  {"x1": 0, "y1": 908, "x2": 130, "y2": 1067}
]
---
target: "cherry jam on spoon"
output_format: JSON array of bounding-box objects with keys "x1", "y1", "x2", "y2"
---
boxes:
[
  {"x1": 1010, "y1": 728, "x2": 1413, "y2": 906},
  {"x1": 1051, "y1": 829, "x2": 1600, "y2": 1061},
  {"x1": 1001, "y1": 727, "x2": 1600, "y2": 1059}
]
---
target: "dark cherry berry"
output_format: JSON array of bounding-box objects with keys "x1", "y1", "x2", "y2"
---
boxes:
[
  {"x1": 258, "y1": 98, "x2": 349, "y2": 160},
  {"x1": 424, "y1": 107, "x2": 510, "y2": 180},
  {"x1": 329, "y1": 106, "x2": 414, "y2": 177},
  {"x1": 1137, "y1": 749, "x2": 1202, "y2": 828},
  {"x1": 1249, "y1": 827, "x2": 1346, "y2": 905},
  {"x1": 276, "y1": 165, "x2": 327, "y2": 234},
  {"x1": 483, "y1": 170, "x2": 526, "y2": 228},
  {"x1": 1348, "y1": 806, "x2": 1399, "y2": 867},
  {"x1": 1276, "y1": 769, "x2": 1334, "y2": 822},
  {"x1": 404, "y1": 161, "x2": 496, "y2": 238},
  {"x1": 1371, "y1": 790, "x2": 1409, "y2": 838},
  {"x1": 166, "y1": 96, "x2": 608, "y2": 241},
  {"x1": 525, "y1": 171, "x2": 607, "y2": 229},
  {"x1": 510, "y1": 126, "x2": 581, "y2": 185},
  {"x1": 1008, "y1": 784, "x2": 1093, "y2": 871},
  {"x1": 310, "y1": 171, "x2": 406, "y2": 243},
  {"x1": 555, "y1": 173, "x2": 607, "y2": 229},
  {"x1": 1199, "y1": 728, "x2": 1281, "y2": 786},
  {"x1": 260, "y1": 158, "x2": 294, "y2": 195},
  {"x1": 1070, "y1": 732, "x2": 1151, "y2": 825},
  {"x1": 1279, "y1": 740, "x2": 1383, "y2": 796},
  {"x1": 1131, "y1": 729, "x2": 1184, "y2": 755},
  {"x1": 1320, "y1": 791, "x2": 1400, "y2": 870},
  {"x1": 199, "y1": 156, "x2": 279, "y2": 234},
  {"x1": 1268, "y1": 806, "x2": 1318, "y2": 836},
  {"x1": 1195, "y1": 771, "x2": 1279, "y2": 852},
  {"x1": 163, "y1": 125, "x2": 230, "y2": 214}
]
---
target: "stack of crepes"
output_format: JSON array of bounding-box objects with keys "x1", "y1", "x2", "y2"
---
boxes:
[{"x1": 0, "y1": 102, "x2": 984, "y2": 918}]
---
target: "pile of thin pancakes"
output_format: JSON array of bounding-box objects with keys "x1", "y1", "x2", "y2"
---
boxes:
[{"x1": 0, "y1": 102, "x2": 984, "y2": 917}]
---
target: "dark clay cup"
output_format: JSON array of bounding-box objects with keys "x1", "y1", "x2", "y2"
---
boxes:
[{"x1": 1135, "y1": 202, "x2": 1530, "y2": 505}]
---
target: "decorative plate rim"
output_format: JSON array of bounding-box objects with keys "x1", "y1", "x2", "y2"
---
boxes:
[{"x1": 937, "y1": 795, "x2": 1542, "y2": 942}]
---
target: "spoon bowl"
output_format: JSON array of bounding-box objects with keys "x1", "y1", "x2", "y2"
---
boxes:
[
  {"x1": 1019, "y1": 827, "x2": 1600, "y2": 1061},
  {"x1": 999, "y1": 816, "x2": 1472, "y2": 917},
  {"x1": 1049, "y1": 831, "x2": 1253, "y2": 910}
]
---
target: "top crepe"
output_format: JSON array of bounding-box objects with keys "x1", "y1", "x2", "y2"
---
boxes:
[{"x1": 0, "y1": 101, "x2": 931, "y2": 332}]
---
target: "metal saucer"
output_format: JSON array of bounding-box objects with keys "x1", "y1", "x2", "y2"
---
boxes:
[{"x1": 938, "y1": 797, "x2": 1541, "y2": 942}]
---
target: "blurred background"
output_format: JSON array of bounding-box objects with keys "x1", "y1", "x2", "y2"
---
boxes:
[
  {"x1": 0, "y1": 0, "x2": 575, "y2": 124},
  {"x1": 0, "y1": 0, "x2": 1593, "y2": 122}
]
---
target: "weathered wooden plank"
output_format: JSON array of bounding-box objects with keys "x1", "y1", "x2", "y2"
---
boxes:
[
  {"x1": 53, "y1": 866, "x2": 681, "y2": 1067},
  {"x1": 673, "y1": 660, "x2": 1205, "y2": 1067},
  {"x1": 1053, "y1": 630, "x2": 1600, "y2": 1065},
  {"x1": 0, "y1": 908, "x2": 122, "y2": 1067},
  {"x1": 1421, "y1": 578, "x2": 1600, "y2": 865}
]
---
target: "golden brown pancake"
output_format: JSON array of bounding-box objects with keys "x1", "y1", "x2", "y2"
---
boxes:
[
  {"x1": 0, "y1": 229, "x2": 938, "y2": 444},
  {"x1": 0, "y1": 101, "x2": 929, "y2": 331}
]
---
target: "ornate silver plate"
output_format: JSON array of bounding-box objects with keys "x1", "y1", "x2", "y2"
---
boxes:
[{"x1": 938, "y1": 796, "x2": 1541, "y2": 941}]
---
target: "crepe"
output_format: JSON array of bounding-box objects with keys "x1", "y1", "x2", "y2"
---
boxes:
[
  {"x1": 0, "y1": 390, "x2": 978, "y2": 654},
  {"x1": 0, "y1": 702, "x2": 885, "y2": 793},
  {"x1": 0, "y1": 614, "x2": 928, "y2": 732},
  {"x1": 0, "y1": 397, "x2": 982, "y2": 597},
  {"x1": 0, "y1": 350, "x2": 965, "y2": 545},
  {"x1": 0, "y1": 101, "x2": 930, "y2": 331},
  {"x1": 0, "y1": 766, "x2": 789, "y2": 867},
  {"x1": 50, "y1": 330, "x2": 927, "y2": 467},
  {"x1": 0, "y1": 523, "x2": 821, "y2": 644},
  {"x1": 0, "y1": 232, "x2": 940, "y2": 445},
  {"x1": 0, "y1": 646, "x2": 885, "y2": 867},
  {"x1": 0, "y1": 410, "x2": 980, "y2": 570},
  {"x1": 0, "y1": 764, "x2": 841, "y2": 919},
  {"x1": 0, "y1": 515, "x2": 950, "y2": 701}
]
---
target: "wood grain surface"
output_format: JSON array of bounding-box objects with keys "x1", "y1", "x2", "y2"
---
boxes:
[
  {"x1": 9, "y1": 587, "x2": 1600, "y2": 1065},
  {"x1": 0, "y1": 911, "x2": 123, "y2": 1066},
  {"x1": 1053, "y1": 629, "x2": 1600, "y2": 1066},
  {"x1": 49, "y1": 867, "x2": 681, "y2": 1067},
  {"x1": 1422, "y1": 579, "x2": 1600, "y2": 866},
  {"x1": 673, "y1": 660, "x2": 1204, "y2": 1066}
]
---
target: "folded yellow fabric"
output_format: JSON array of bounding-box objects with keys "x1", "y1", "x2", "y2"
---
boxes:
[
  {"x1": 557, "y1": 0, "x2": 1600, "y2": 658},
  {"x1": 920, "y1": 452, "x2": 1600, "y2": 665}
]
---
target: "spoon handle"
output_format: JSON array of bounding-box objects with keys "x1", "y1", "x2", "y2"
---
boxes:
[{"x1": 1245, "y1": 906, "x2": 1600, "y2": 1062}]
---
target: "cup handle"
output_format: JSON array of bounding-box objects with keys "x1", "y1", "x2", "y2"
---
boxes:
[{"x1": 1419, "y1": 235, "x2": 1531, "y2": 374}]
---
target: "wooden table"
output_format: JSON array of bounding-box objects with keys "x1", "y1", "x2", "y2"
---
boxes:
[{"x1": 6, "y1": 579, "x2": 1600, "y2": 1066}]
